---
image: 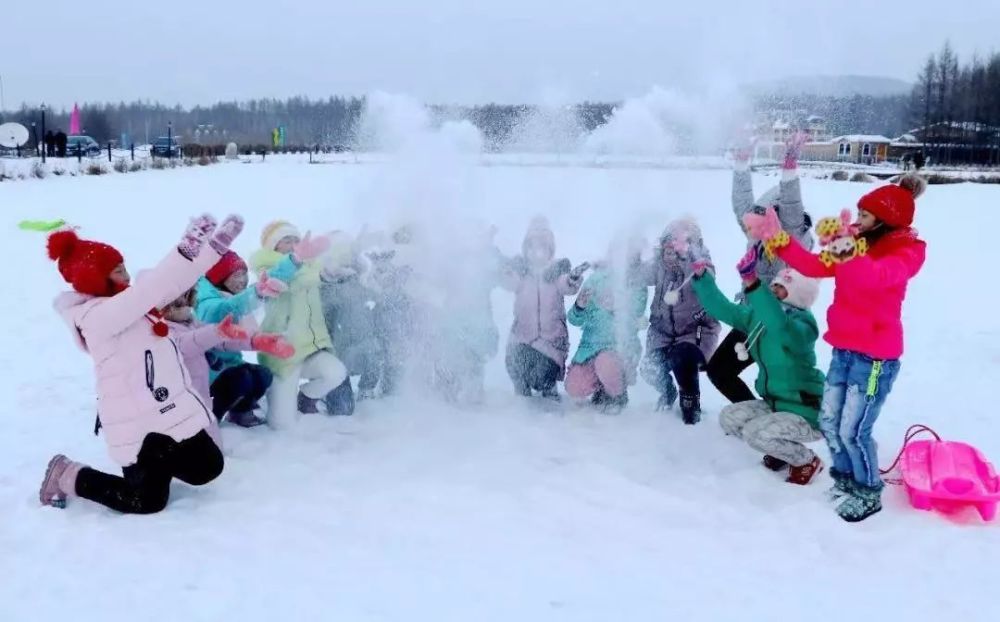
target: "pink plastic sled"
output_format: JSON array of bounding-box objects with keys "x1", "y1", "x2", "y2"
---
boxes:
[{"x1": 895, "y1": 427, "x2": 1000, "y2": 521}]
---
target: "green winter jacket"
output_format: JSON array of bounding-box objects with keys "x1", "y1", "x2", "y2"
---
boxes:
[
  {"x1": 250, "y1": 248, "x2": 333, "y2": 377},
  {"x1": 568, "y1": 269, "x2": 648, "y2": 370},
  {"x1": 194, "y1": 255, "x2": 299, "y2": 382},
  {"x1": 692, "y1": 273, "x2": 825, "y2": 427}
]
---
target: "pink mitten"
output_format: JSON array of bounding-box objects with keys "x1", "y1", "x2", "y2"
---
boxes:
[
  {"x1": 783, "y1": 132, "x2": 809, "y2": 170},
  {"x1": 736, "y1": 247, "x2": 758, "y2": 282},
  {"x1": 692, "y1": 259, "x2": 711, "y2": 277},
  {"x1": 178, "y1": 214, "x2": 218, "y2": 260},
  {"x1": 255, "y1": 271, "x2": 288, "y2": 299},
  {"x1": 251, "y1": 333, "x2": 295, "y2": 359},
  {"x1": 742, "y1": 207, "x2": 782, "y2": 242},
  {"x1": 209, "y1": 214, "x2": 244, "y2": 254},
  {"x1": 734, "y1": 137, "x2": 757, "y2": 164},
  {"x1": 217, "y1": 314, "x2": 249, "y2": 340},
  {"x1": 292, "y1": 232, "x2": 331, "y2": 263}
]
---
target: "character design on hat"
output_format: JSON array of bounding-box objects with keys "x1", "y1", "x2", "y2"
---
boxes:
[{"x1": 815, "y1": 209, "x2": 868, "y2": 267}]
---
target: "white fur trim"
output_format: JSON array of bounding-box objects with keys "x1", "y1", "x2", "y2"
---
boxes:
[
  {"x1": 781, "y1": 168, "x2": 797, "y2": 182},
  {"x1": 263, "y1": 223, "x2": 301, "y2": 251}
]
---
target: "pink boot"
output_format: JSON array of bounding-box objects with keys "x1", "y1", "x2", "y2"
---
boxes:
[{"x1": 39, "y1": 454, "x2": 84, "y2": 509}]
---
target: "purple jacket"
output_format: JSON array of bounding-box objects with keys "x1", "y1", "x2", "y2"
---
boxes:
[
  {"x1": 164, "y1": 319, "x2": 252, "y2": 403},
  {"x1": 502, "y1": 261, "x2": 581, "y2": 372},
  {"x1": 642, "y1": 260, "x2": 720, "y2": 360}
]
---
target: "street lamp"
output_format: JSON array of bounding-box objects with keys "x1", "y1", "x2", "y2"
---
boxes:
[
  {"x1": 31, "y1": 121, "x2": 37, "y2": 158},
  {"x1": 167, "y1": 120, "x2": 173, "y2": 160},
  {"x1": 40, "y1": 103, "x2": 46, "y2": 163}
]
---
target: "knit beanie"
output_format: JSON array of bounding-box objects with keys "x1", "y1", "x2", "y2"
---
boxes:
[
  {"x1": 857, "y1": 175, "x2": 927, "y2": 228},
  {"x1": 205, "y1": 251, "x2": 248, "y2": 287},
  {"x1": 47, "y1": 230, "x2": 125, "y2": 297},
  {"x1": 260, "y1": 220, "x2": 301, "y2": 251},
  {"x1": 522, "y1": 216, "x2": 556, "y2": 257},
  {"x1": 772, "y1": 268, "x2": 819, "y2": 310}
]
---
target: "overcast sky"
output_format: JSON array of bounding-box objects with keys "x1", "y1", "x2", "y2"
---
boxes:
[{"x1": 3, "y1": 0, "x2": 998, "y2": 109}]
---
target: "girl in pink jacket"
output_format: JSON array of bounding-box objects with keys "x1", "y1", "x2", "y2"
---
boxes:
[
  {"x1": 502, "y1": 217, "x2": 587, "y2": 401},
  {"x1": 159, "y1": 288, "x2": 294, "y2": 428},
  {"x1": 39, "y1": 214, "x2": 244, "y2": 514},
  {"x1": 745, "y1": 175, "x2": 927, "y2": 522}
]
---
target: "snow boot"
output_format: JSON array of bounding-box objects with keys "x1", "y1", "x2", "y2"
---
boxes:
[
  {"x1": 762, "y1": 455, "x2": 789, "y2": 472},
  {"x1": 786, "y1": 456, "x2": 823, "y2": 485},
  {"x1": 655, "y1": 382, "x2": 678, "y2": 412},
  {"x1": 325, "y1": 379, "x2": 356, "y2": 416},
  {"x1": 836, "y1": 484, "x2": 883, "y2": 523},
  {"x1": 39, "y1": 454, "x2": 84, "y2": 509},
  {"x1": 297, "y1": 392, "x2": 320, "y2": 414},
  {"x1": 357, "y1": 387, "x2": 378, "y2": 401},
  {"x1": 826, "y1": 468, "x2": 856, "y2": 502},
  {"x1": 680, "y1": 393, "x2": 701, "y2": 425},
  {"x1": 540, "y1": 386, "x2": 561, "y2": 402},
  {"x1": 600, "y1": 392, "x2": 628, "y2": 415},
  {"x1": 228, "y1": 410, "x2": 266, "y2": 428}
]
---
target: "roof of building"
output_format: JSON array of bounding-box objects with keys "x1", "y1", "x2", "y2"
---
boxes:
[{"x1": 832, "y1": 134, "x2": 892, "y2": 143}]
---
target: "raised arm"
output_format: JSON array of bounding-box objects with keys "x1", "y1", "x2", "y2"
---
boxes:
[
  {"x1": 732, "y1": 167, "x2": 756, "y2": 229},
  {"x1": 834, "y1": 240, "x2": 926, "y2": 290},
  {"x1": 775, "y1": 237, "x2": 835, "y2": 279},
  {"x1": 172, "y1": 323, "x2": 226, "y2": 360}
]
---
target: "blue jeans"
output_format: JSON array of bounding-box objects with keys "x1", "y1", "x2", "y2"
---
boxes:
[{"x1": 820, "y1": 349, "x2": 901, "y2": 489}]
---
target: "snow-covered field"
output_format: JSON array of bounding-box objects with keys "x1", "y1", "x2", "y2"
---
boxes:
[{"x1": 2, "y1": 156, "x2": 999, "y2": 621}]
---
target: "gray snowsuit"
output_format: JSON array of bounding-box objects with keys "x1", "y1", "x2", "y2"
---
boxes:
[{"x1": 320, "y1": 272, "x2": 382, "y2": 395}]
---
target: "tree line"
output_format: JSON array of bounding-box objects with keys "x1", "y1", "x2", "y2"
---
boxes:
[{"x1": 911, "y1": 42, "x2": 1000, "y2": 165}]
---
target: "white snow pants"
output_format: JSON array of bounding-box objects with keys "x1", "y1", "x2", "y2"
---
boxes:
[
  {"x1": 266, "y1": 349, "x2": 348, "y2": 429},
  {"x1": 719, "y1": 400, "x2": 823, "y2": 467}
]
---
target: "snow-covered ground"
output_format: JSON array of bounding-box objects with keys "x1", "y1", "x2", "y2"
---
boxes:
[{"x1": 2, "y1": 157, "x2": 999, "y2": 621}]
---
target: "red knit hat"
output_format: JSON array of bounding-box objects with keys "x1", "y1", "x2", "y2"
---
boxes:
[
  {"x1": 857, "y1": 184, "x2": 915, "y2": 228},
  {"x1": 47, "y1": 230, "x2": 125, "y2": 297},
  {"x1": 206, "y1": 251, "x2": 247, "y2": 287}
]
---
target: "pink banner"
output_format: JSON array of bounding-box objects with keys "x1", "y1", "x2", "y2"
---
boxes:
[{"x1": 69, "y1": 104, "x2": 81, "y2": 135}]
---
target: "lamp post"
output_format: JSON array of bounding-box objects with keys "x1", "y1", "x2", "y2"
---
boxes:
[
  {"x1": 31, "y1": 121, "x2": 37, "y2": 158},
  {"x1": 40, "y1": 103, "x2": 46, "y2": 163},
  {"x1": 167, "y1": 120, "x2": 173, "y2": 160}
]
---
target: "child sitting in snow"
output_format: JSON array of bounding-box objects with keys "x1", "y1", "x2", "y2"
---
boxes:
[
  {"x1": 639, "y1": 218, "x2": 720, "y2": 424},
  {"x1": 429, "y1": 223, "x2": 506, "y2": 405},
  {"x1": 692, "y1": 255, "x2": 826, "y2": 485},
  {"x1": 745, "y1": 174, "x2": 927, "y2": 522},
  {"x1": 319, "y1": 231, "x2": 383, "y2": 402},
  {"x1": 709, "y1": 133, "x2": 815, "y2": 406},
  {"x1": 565, "y1": 235, "x2": 648, "y2": 413},
  {"x1": 160, "y1": 287, "x2": 294, "y2": 428},
  {"x1": 501, "y1": 217, "x2": 587, "y2": 401},
  {"x1": 39, "y1": 214, "x2": 241, "y2": 514},
  {"x1": 194, "y1": 250, "x2": 292, "y2": 426},
  {"x1": 251, "y1": 221, "x2": 354, "y2": 427}
]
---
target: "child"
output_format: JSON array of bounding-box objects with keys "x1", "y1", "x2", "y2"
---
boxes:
[
  {"x1": 251, "y1": 221, "x2": 353, "y2": 427},
  {"x1": 39, "y1": 214, "x2": 242, "y2": 513},
  {"x1": 160, "y1": 287, "x2": 294, "y2": 428},
  {"x1": 430, "y1": 224, "x2": 506, "y2": 405},
  {"x1": 320, "y1": 231, "x2": 383, "y2": 402},
  {"x1": 693, "y1": 254, "x2": 826, "y2": 484},
  {"x1": 709, "y1": 134, "x2": 815, "y2": 405},
  {"x1": 565, "y1": 236, "x2": 648, "y2": 413},
  {"x1": 195, "y1": 250, "x2": 291, "y2": 426},
  {"x1": 745, "y1": 175, "x2": 927, "y2": 521},
  {"x1": 639, "y1": 218, "x2": 720, "y2": 424},
  {"x1": 501, "y1": 217, "x2": 586, "y2": 401}
]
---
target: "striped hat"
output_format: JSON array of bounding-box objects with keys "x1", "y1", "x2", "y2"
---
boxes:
[{"x1": 260, "y1": 220, "x2": 301, "y2": 251}]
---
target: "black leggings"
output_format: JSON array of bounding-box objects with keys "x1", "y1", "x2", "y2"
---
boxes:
[
  {"x1": 75, "y1": 430, "x2": 223, "y2": 515},
  {"x1": 706, "y1": 329, "x2": 756, "y2": 404},
  {"x1": 506, "y1": 344, "x2": 560, "y2": 395}
]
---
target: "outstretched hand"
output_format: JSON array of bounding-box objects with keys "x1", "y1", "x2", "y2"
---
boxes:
[
  {"x1": 742, "y1": 206, "x2": 782, "y2": 242},
  {"x1": 736, "y1": 247, "x2": 758, "y2": 283},
  {"x1": 251, "y1": 333, "x2": 295, "y2": 359},
  {"x1": 177, "y1": 214, "x2": 218, "y2": 260},
  {"x1": 217, "y1": 314, "x2": 250, "y2": 340},
  {"x1": 783, "y1": 132, "x2": 809, "y2": 170},
  {"x1": 692, "y1": 259, "x2": 711, "y2": 277},
  {"x1": 292, "y1": 232, "x2": 331, "y2": 263},
  {"x1": 255, "y1": 271, "x2": 288, "y2": 298},
  {"x1": 209, "y1": 214, "x2": 244, "y2": 254}
]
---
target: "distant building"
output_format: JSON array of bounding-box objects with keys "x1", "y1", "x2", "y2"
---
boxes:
[{"x1": 802, "y1": 135, "x2": 892, "y2": 165}]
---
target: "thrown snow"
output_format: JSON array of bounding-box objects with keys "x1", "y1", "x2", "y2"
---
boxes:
[{"x1": 2, "y1": 157, "x2": 999, "y2": 621}]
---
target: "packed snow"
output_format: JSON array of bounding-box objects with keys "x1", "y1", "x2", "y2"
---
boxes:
[{"x1": 2, "y1": 153, "x2": 999, "y2": 621}]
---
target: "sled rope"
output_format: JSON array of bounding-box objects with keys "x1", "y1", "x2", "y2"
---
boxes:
[{"x1": 879, "y1": 424, "x2": 942, "y2": 485}]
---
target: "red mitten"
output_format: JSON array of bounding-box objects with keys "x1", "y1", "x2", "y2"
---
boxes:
[
  {"x1": 251, "y1": 333, "x2": 295, "y2": 359},
  {"x1": 217, "y1": 314, "x2": 249, "y2": 340}
]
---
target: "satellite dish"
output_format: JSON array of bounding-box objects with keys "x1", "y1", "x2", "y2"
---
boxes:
[{"x1": 0, "y1": 122, "x2": 29, "y2": 148}]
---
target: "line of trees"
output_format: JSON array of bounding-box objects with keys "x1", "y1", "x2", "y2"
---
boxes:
[{"x1": 911, "y1": 42, "x2": 1000, "y2": 165}]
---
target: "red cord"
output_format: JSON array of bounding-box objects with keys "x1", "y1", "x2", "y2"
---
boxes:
[{"x1": 880, "y1": 424, "x2": 942, "y2": 481}]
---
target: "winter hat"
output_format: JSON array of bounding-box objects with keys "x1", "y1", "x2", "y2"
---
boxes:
[
  {"x1": 205, "y1": 250, "x2": 247, "y2": 287},
  {"x1": 47, "y1": 229, "x2": 124, "y2": 297},
  {"x1": 260, "y1": 220, "x2": 301, "y2": 251},
  {"x1": 660, "y1": 217, "x2": 705, "y2": 256},
  {"x1": 322, "y1": 230, "x2": 355, "y2": 273},
  {"x1": 857, "y1": 175, "x2": 926, "y2": 228},
  {"x1": 522, "y1": 216, "x2": 556, "y2": 257},
  {"x1": 772, "y1": 268, "x2": 819, "y2": 310},
  {"x1": 753, "y1": 185, "x2": 780, "y2": 213}
]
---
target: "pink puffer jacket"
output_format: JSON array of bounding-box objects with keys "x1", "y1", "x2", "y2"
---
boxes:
[
  {"x1": 55, "y1": 248, "x2": 222, "y2": 466},
  {"x1": 503, "y1": 265, "x2": 581, "y2": 372}
]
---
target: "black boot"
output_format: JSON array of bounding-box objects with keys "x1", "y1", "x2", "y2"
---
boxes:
[
  {"x1": 680, "y1": 393, "x2": 701, "y2": 425},
  {"x1": 591, "y1": 388, "x2": 608, "y2": 407},
  {"x1": 324, "y1": 379, "x2": 356, "y2": 416},
  {"x1": 600, "y1": 391, "x2": 628, "y2": 415},
  {"x1": 655, "y1": 382, "x2": 678, "y2": 412},
  {"x1": 297, "y1": 392, "x2": 320, "y2": 414},
  {"x1": 540, "y1": 386, "x2": 561, "y2": 402}
]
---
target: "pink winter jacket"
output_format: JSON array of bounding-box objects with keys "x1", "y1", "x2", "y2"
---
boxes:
[
  {"x1": 777, "y1": 228, "x2": 926, "y2": 360},
  {"x1": 502, "y1": 263, "x2": 581, "y2": 373},
  {"x1": 55, "y1": 248, "x2": 223, "y2": 466},
  {"x1": 163, "y1": 319, "x2": 252, "y2": 403}
]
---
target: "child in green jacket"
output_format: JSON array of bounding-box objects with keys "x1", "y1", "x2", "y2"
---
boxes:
[
  {"x1": 565, "y1": 237, "x2": 648, "y2": 413},
  {"x1": 692, "y1": 249, "x2": 826, "y2": 485}
]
